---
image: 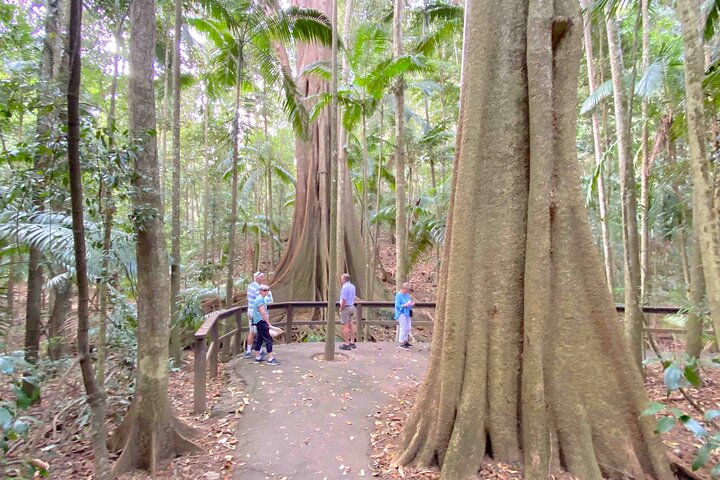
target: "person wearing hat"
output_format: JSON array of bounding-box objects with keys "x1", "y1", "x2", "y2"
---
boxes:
[
  {"x1": 394, "y1": 282, "x2": 415, "y2": 350},
  {"x1": 245, "y1": 271, "x2": 273, "y2": 358}
]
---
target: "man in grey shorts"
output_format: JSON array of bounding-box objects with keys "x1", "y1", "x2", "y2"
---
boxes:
[{"x1": 338, "y1": 273, "x2": 356, "y2": 351}]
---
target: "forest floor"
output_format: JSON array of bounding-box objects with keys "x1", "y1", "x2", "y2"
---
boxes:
[{"x1": 3, "y1": 239, "x2": 719, "y2": 478}]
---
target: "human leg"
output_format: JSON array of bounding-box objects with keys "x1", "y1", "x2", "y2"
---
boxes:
[
  {"x1": 255, "y1": 321, "x2": 274, "y2": 361},
  {"x1": 398, "y1": 314, "x2": 411, "y2": 344}
]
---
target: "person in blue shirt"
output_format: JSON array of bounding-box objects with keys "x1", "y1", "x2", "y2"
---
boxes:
[
  {"x1": 245, "y1": 271, "x2": 273, "y2": 358},
  {"x1": 251, "y1": 285, "x2": 280, "y2": 365},
  {"x1": 338, "y1": 273, "x2": 357, "y2": 351},
  {"x1": 394, "y1": 282, "x2": 415, "y2": 350}
]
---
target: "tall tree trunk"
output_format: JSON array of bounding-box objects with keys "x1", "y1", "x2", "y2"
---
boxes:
[
  {"x1": 606, "y1": 13, "x2": 644, "y2": 368},
  {"x1": 202, "y1": 86, "x2": 210, "y2": 266},
  {"x1": 169, "y1": 0, "x2": 182, "y2": 363},
  {"x1": 677, "y1": 0, "x2": 720, "y2": 348},
  {"x1": 686, "y1": 231, "x2": 706, "y2": 358},
  {"x1": 580, "y1": 0, "x2": 613, "y2": 292},
  {"x1": 97, "y1": 17, "x2": 123, "y2": 386},
  {"x1": 393, "y1": 0, "x2": 408, "y2": 286},
  {"x1": 26, "y1": 0, "x2": 63, "y2": 363},
  {"x1": 66, "y1": 0, "x2": 112, "y2": 473},
  {"x1": 639, "y1": 0, "x2": 651, "y2": 303},
  {"x1": 325, "y1": 0, "x2": 339, "y2": 360},
  {"x1": 159, "y1": 32, "x2": 171, "y2": 205},
  {"x1": 111, "y1": 0, "x2": 199, "y2": 471},
  {"x1": 395, "y1": 1, "x2": 672, "y2": 478},
  {"x1": 225, "y1": 51, "x2": 243, "y2": 308}
]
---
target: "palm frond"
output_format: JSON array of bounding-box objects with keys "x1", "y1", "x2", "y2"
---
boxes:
[
  {"x1": 580, "y1": 79, "x2": 613, "y2": 116},
  {"x1": 299, "y1": 60, "x2": 331, "y2": 81},
  {"x1": 635, "y1": 60, "x2": 665, "y2": 98},
  {"x1": 271, "y1": 164, "x2": 296, "y2": 186},
  {"x1": 348, "y1": 24, "x2": 389, "y2": 71}
]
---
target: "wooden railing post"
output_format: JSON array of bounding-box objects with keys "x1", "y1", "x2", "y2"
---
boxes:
[
  {"x1": 285, "y1": 305, "x2": 293, "y2": 344},
  {"x1": 356, "y1": 304, "x2": 363, "y2": 343},
  {"x1": 235, "y1": 311, "x2": 243, "y2": 355},
  {"x1": 221, "y1": 315, "x2": 234, "y2": 362},
  {"x1": 194, "y1": 336, "x2": 207, "y2": 413},
  {"x1": 209, "y1": 322, "x2": 218, "y2": 378}
]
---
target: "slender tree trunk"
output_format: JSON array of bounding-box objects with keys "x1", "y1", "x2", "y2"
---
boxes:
[
  {"x1": 97, "y1": 19, "x2": 122, "y2": 386},
  {"x1": 325, "y1": 0, "x2": 339, "y2": 360},
  {"x1": 111, "y1": 0, "x2": 199, "y2": 471},
  {"x1": 26, "y1": 0, "x2": 63, "y2": 363},
  {"x1": 395, "y1": 2, "x2": 672, "y2": 478},
  {"x1": 639, "y1": 0, "x2": 651, "y2": 303},
  {"x1": 677, "y1": 0, "x2": 720, "y2": 348},
  {"x1": 159, "y1": 33, "x2": 171, "y2": 205},
  {"x1": 686, "y1": 231, "x2": 706, "y2": 358},
  {"x1": 225, "y1": 51, "x2": 244, "y2": 308},
  {"x1": 66, "y1": 0, "x2": 112, "y2": 473},
  {"x1": 606, "y1": 13, "x2": 644, "y2": 368},
  {"x1": 580, "y1": 0, "x2": 613, "y2": 292},
  {"x1": 169, "y1": 0, "x2": 182, "y2": 363},
  {"x1": 393, "y1": 0, "x2": 408, "y2": 286},
  {"x1": 202, "y1": 87, "x2": 210, "y2": 266},
  {"x1": 47, "y1": 278, "x2": 71, "y2": 360},
  {"x1": 369, "y1": 105, "x2": 384, "y2": 297}
]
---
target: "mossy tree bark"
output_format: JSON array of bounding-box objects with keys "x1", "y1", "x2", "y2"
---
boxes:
[
  {"x1": 677, "y1": 0, "x2": 720, "y2": 348},
  {"x1": 394, "y1": 1, "x2": 672, "y2": 479},
  {"x1": 111, "y1": 0, "x2": 200, "y2": 472},
  {"x1": 606, "y1": 12, "x2": 644, "y2": 368},
  {"x1": 270, "y1": 0, "x2": 384, "y2": 302}
]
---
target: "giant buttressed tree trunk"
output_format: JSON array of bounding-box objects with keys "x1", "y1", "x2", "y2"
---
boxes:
[
  {"x1": 677, "y1": 0, "x2": 720, "y2": 348},
  {"x1": 111, "y1": 0, "x2": 199, "y2": 471},
  {"x1": 270, "y1": 0, "x2": 383, "y2": 302},
  {"x1": 394, "y1": 1, "x2": 672, "y2": 478}
]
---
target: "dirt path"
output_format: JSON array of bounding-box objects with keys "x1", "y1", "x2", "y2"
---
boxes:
[{"x1": 225, "y1": 342, "x2": 429, "y2": 480}]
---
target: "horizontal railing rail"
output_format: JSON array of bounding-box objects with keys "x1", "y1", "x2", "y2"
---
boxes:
[{"x1": 192, "y1": 302, "x2": 685, "y2": 412}]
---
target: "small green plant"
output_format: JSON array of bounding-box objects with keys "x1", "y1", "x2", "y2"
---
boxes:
[
  {"x1": 642, "y1": 355, "x2": 720, "y2": 475},
  {"x1": 0, "y1": 353, "x2": 40, "y2": 452}
]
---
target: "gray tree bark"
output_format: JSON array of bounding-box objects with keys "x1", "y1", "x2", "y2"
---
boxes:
[
  {"x1": 677, "y1": 0, "x2": 720, "y2": 348},
  {"x1": 606, "y1": 12, "x2": 644, "y2": 368},
  {"x1": 395, "y1": 1, "x2": 672, "y2": 478},
  {"x1": 111, "y1": 0, "x2": 199, "y2": 471}
]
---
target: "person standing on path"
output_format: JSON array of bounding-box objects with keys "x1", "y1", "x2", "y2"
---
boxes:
[
  {"x1": 245, "y1": 271, "x2": 273, "y2": 358},
  {"x1": 338, "y1": 273, "x2": 357, "y2": 351},
  {"x1": 252, "y1": 284, "x2": 280, "y2": 365},
  {"x1": 395, "y1": 282, "x2": 415, "y2": 350}
]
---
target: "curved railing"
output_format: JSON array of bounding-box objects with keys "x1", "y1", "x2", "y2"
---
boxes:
[
  {"x1": 192, "y1": 302, "x2": 685, "y2": 413},
  {"x1": 192, "y1": 300, "x2": 436, "y2": 412}
]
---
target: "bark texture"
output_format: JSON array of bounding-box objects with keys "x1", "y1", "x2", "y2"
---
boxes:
[
  {"x1": 606, "y1": 13, "x2": 644, "y2": 368},
  {"x1": 394, "y1": 1, "x2": 672, "y2": 478},
  {"x1": 580, "y1": 0, "x2": 613, "y2": 292},
  {"x1": 677, "y1": 0, "x2": 720, "y2": 348},
  {"x1": 112, "y1": 0, "x2": 199, "y2": 472},
  {"x1": 393, "y1": 0, "x2": 408, "y2": 286}
]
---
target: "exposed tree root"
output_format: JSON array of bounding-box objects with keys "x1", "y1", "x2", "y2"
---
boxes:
[{"x1": 109, "y1": 401, "x2": 201, "y2": 476}]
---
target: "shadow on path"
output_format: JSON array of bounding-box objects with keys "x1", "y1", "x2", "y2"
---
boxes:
[{"x1": 227, "y1": 342, "x2": 429, "y2": 479}]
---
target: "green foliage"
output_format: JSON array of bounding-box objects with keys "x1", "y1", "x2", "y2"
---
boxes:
[
  {"x1": 0, "y1": 354, "x2": 40, "y2": 453},
  {"x1": 642, "y1": 355, "x2": 720, "y2": 474}
]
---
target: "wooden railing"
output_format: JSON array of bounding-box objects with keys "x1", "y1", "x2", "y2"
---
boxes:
[
  {"x1": 192, "y1": 300, "x2": 436, "y2": 413},
  {"x1": 192, "y1": 302, "x2": 685, "y2": 413}
]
